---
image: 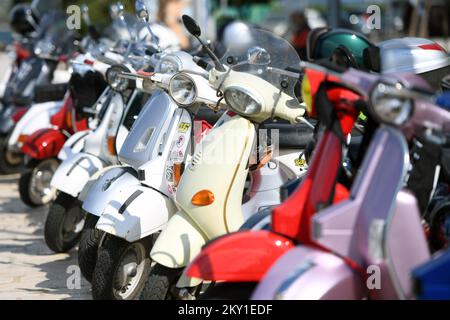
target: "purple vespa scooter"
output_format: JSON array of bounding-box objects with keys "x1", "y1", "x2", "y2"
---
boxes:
[{"x1": 252, "y1": 62, "x2": 450, "y2": 300}]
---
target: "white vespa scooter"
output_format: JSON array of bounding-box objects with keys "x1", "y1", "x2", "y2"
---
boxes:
[
  {"x1": 140, "y1": 15, "x2": 310, "y2": 300},
  {"x1": 81, "y1": 52, "x2": 222, "y2": 299}
]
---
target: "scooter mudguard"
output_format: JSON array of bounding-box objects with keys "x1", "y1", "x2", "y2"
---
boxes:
[
  {"x1": 7, "y1": 100, "x2": 63, "y2": 149},
  {"x1": 251, "y1": 246, "x2": 366, "y2": 300},
  {"x1": 96, "y1": 185, "x2": 177, "y2": 243},
  {"x1": 77, "y1": 165, "x2": 123, "y2": 202},
  {"x1": 50, "y1": 152, "x2": 105, "y2": 197},
  {"x1": 57, "y1": 130, "x2": 91, "y2": 161},
  {"x1": 150, "y1": 211, "x2": 207, "y2": 287},
  {"x1": 21, "y1": 128, "x2": 67, "y2": 160},
  {"x1": 186, "y1": 230, "x2": 294, "y2": 283},
  {"x1": 0, "y1": 106, "x2": 15, "y2": 135},
  {"x1": 81, "y1": 166, "x2": 140, "y2": 217}
]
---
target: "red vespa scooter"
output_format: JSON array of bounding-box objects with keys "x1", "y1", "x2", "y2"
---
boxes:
[
  {"x1": 18, "y1": 90, "x2": 89, "y2": 207},
  {"x1": 186, "y1": 65, "x2": 366, "y2": 298}
]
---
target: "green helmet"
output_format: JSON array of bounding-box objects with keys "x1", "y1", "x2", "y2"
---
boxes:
[{"x1": 307, "y1": 27, "x2": 379, "y2": 71}]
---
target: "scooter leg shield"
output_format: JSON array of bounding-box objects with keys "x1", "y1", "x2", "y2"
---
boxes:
[
  {"x1": 186, "y1": 230, "x2": 294, "y2": 283},
  {"x1": 251, "y1": 246, "x2": 366, "y2": 300},
  {"x1": 57, "y1": 130, "x2": 91, "y2": 161},
  {"x1": 81, "y1": 166, "x2": 140, "y2": 217},
  {"x1": 50, "y1": 152, "x2": 105, "y2": 198},
  {"x1": 151, "y1": 211, "x2": 207, "y2": 272},
  {"x1": 96, "y1": 186, "x2": 177, "y2": 242}
]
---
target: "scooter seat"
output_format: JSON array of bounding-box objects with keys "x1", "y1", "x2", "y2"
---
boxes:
[
  {"x1": 195, "y1": 107, "x2": 225, "y2": 126},
  {"x1": 260, "y1": 121, "x2": 315, "y2": 149}
]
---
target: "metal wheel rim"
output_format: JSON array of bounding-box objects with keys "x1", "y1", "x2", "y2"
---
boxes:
[
  {"x1": 113, "y1": 242, "x2": 147, "y2": 300},
  {"x1": 29, "y1": 159, "x2": 59, "y2": 205}
]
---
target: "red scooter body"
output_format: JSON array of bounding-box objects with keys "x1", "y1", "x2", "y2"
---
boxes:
[
  {"x1": 187, "y1": 69, "x2": 361, "y2": 282},
  {"x1": 20, "y1": 93, "x2": 87, "y2": 160}
]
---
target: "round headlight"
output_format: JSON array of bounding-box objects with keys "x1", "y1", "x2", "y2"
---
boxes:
[
  {"x1": 156, "y1": 55, "x2": 182, "y2": 74},
  {"x1": 224, "y1": 87, "x2": 262, "y2": 115},
  {"x1": 370, "y1": 83, "x2": 412, "y2": 126},
  {"x1": 106, "y1": 65, "x2": 131, "y2": 93},
  {"x1": 169, "y1": 73, "x2": 197, "y2": 106}
]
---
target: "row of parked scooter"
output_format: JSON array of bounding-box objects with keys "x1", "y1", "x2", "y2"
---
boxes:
[{"x1": 2, "y1": 0, "x2": 450, "y2": 300}]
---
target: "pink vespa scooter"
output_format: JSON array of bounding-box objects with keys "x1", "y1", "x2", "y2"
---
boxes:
[{"x1": 252, "y1": 64, "x2": 450, "y2": 300}]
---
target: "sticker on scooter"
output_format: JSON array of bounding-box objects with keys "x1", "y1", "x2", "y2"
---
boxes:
[
  {"x1": 178, "y1": 122, "x2": 190, "y2": 133},
  {"x1": 165, "y1": 167, "x2": 174, "y2": 182},
  {"x1": 176, "y1": 135, "x2": 185, "y2": 148},
  {"x1": 295, "y1": 158, "x2": 307, "y2": 167}
]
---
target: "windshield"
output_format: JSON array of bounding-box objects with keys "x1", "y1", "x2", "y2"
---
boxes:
[{"x1": 220, "y1": 28, "x2": 301, "y2": 98}]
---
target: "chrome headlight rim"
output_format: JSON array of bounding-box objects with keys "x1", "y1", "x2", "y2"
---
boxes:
[
  {"x1": 155, "y1": 54, "x2": 183, "y2": 74},
  {"x1": 168, "y1": 72, "x2": 198, "y2": 106},
  {"x1": 223, "y1": 86, "x2": 263, "y2": 116},
  {"x1": 106, "y1": 64, "x2": 133, "y2": 93},
  {"x1": 369, "y1": 81, "x2": 414, "y2": 127}
]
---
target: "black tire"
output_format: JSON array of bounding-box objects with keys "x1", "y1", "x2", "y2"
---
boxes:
[
  {"x1": 78, "y1": 214, "x2": 101, "y2": 283},
  {"x1": 91, "y1": 235, "x2": 152, "y2": 300},
  {"x1": 139, "y1": 263, "x2": 183, "y2": 300},
  {"x1": 199, "y1": 282, "x2": 257, "y2": 300},
  {"x1": 429, "y1": 201, "x2": 450, "y2": 251},
  {"x1": 18, "y1": 158, "x2": 59, "y2": 207},
  {"x1": 44, "y1": 193, "x2": 85, "y2": 253},
  {"x1": 18, "y1": 170, "x2": 39, "y2": 207},
  {"x1": 0, "y1": 133, "x2": 24, "y2": 174}
]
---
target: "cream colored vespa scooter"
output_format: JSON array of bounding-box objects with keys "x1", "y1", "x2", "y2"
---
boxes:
[{"x1": 140, "y1": 15, "x2": 309, "y2": 300}]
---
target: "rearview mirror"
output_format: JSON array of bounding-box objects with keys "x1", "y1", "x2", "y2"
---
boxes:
[
  {"x1": 182, "y1": 15, "x2": 201, "y2": 38},
  {"x1": 135, "y1": 0, "x2": 149, "y2": 21}
]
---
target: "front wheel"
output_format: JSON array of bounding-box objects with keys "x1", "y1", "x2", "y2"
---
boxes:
[
  {"x1": 199, "y1": 282, "x2": 257, "y2": 300},
  {"x1": 91, "y1": 235, "x2": 153, "y2": 300},
  {"x1": 78, "y1": 214, "x2": 102, "y2": 283},
  {"x1": 0, "y1": 132, "x2": 24, "y2": 174},
  {"x1": 18, "y1": 158, "x2": 59, "y2": 207},
  {"x1": 44, "y1": 192, "x2": 85, "y2": 253},
  {"x1": 139, "y1": 263, "x2": 184, "y2": 300},
  {"x1": 429, "y1": 201, "x2": 450, "y2": 251}
]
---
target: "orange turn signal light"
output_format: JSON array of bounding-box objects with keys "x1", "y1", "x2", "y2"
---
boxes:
[
  {"x1": 191, "y1": 190, "x2": 215, "y2": 206},
  {"x1": 107, "y1": 136, "x2": 116, "y2": 155},
  {"x1": 173, "y1": 162, "x2": 185, "y2": 187},
  {"x1": 18, "y1": 134, "x2": 29, "y2": 144}
]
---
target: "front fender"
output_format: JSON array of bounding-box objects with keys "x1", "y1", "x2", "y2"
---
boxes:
[
  {"x1": 186, "y1": 230, "x2": 294, "y2": 283},
  {"x1": 50, "y1": 152, "x2": 105, "y2": 197},
  {"x1": 21, "y1": 128, "x2": 66, "y2": 159},
  {"x1": 81, "y1": 166, "x2": 139, "y2": 217},
  {"x1": 150, "y1": 211, "x2": 208, "y2": 288},
  {"x1": 251, "y1": 246, "x2": 366, "y2": 300},
  {"x1": 8, "y1": 100, "x2": 62, "y2": 148},
  {"x1": 57, "y1": 130, "x2": 91, "y2": 161},
  {"x1": 96, "y1": 185, "x2": 177, "y2": 242}
]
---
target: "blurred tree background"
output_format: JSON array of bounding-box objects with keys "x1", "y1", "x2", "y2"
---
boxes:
[{"x1": 10, "y1": 0, "x2": 136, "y2": 31}]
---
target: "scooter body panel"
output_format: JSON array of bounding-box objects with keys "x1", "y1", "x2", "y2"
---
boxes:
[
  {"x1": 174, "y1": 116, "x2": 255, "y2": 239},
  {"x1": 8, "y1": 100, "x2": 63, "y2": 150},
  {"x1": 21, "y1": 128, "x2": 67, "y2": 160},
  {"x1": 150, "y1": 210, "x2": 207, "y2": 270},
  {"x1": 58, "y1": 130, "x2": 91, "y2": 161},
  {"x1": 186, "y1": 230, "x2": 294, "y2": 282},
  {"x1": 81, "y1": 166, "x2": 140, "y2": 217},
  {"x1": 251, "y1": 246, "x2": 366, "y2": 300},
  {"x1": 50, "y1": 152, "x2": 105, "y2": 197},
  {"x1": 96, "y1": 185, "x2": 177, "y2": 243}
]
